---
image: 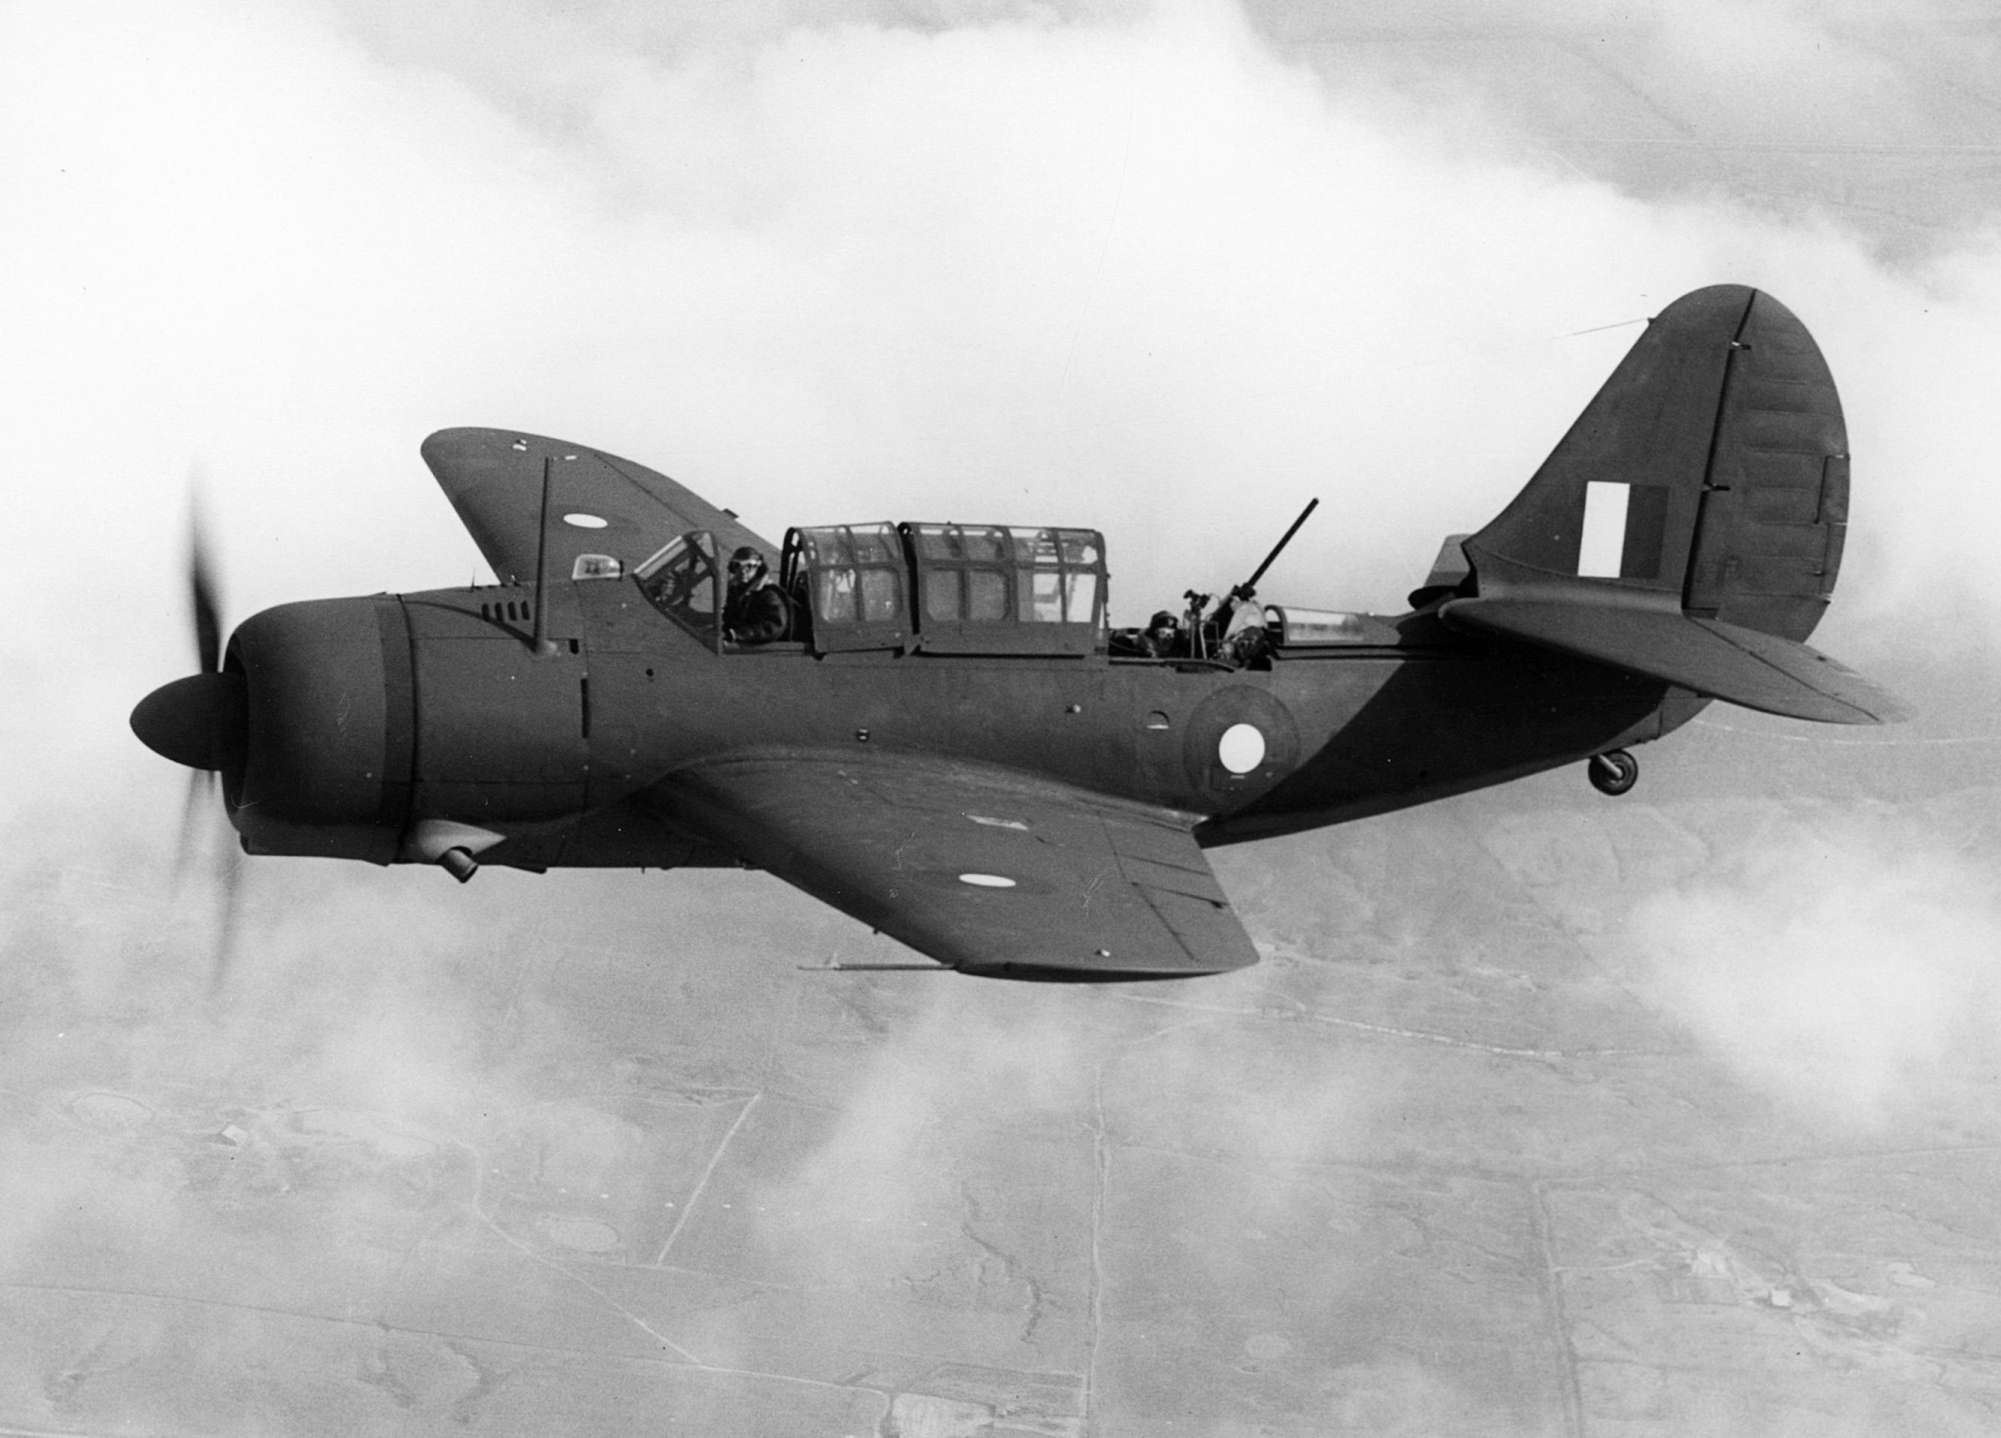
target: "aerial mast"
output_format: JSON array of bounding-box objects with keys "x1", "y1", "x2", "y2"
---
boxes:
[{"x1": 529, "y1": 455, "x2": 557, "y2": 657}]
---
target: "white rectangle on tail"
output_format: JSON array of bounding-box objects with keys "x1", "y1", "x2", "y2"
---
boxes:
[{"x1": 1579, "y1": 481, "x2": 1630, "y2": 578}]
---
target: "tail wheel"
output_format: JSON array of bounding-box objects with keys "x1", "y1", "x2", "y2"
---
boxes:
[{"x1": 1588, "y1": 749, "x2": 1638, "y2": 796}]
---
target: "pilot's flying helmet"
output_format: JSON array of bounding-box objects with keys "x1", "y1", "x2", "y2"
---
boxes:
[{"x1": 728, "y1": 545, "x2": 767, "y2": 579}]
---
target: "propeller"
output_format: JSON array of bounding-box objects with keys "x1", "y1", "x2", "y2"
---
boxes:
[
  {"x1": 206, "y1": 837, "x2": 245, "y2": 997},
  {"x1": 188, "y1": 498, "x2": 246, "y2": 992},
  {"x1": 191, "y1": 500, "x2": 223, "y2": 676},
  {"x1": 134, "y1": 486, "x2": 249, "y2": 991},
  {"x1": 173, "y1": 499, "x2": 220, "y2": 873}
]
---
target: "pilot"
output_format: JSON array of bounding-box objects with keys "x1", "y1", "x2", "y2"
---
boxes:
[
  {"x1": 723, "y1": 546, "x2": 792, "y2": 644},
  {"x1": 1138, "y1": 610, "x2": 1184, "y2": 659}
]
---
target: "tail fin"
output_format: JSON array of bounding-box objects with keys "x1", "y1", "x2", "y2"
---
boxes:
[{"x1": 1440, "y1": 285, "x2": 1906, "y2": 724}]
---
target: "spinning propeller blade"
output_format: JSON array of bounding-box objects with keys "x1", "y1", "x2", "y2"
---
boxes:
[
  {"x1": 190, "y1": 500, "x2": 223, "y2": 676},
  {"x1": 159, "y1": 484, "x2": 248, "y2": 991},
  {"x1": 208, "y1": 840, "x2": 245, "y2": 997},
  {"x1": 173, "y1": 768, "x2": 212, "y2": 881}
]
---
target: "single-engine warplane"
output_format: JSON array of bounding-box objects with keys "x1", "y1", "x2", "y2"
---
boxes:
[{"x1": 133, "y1": 285, "x2": 1905, "y2": 981}]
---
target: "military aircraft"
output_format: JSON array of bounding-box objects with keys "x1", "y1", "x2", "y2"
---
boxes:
[{"x1": 132, "y1": 284, "x2": 1904, "y2": 982}]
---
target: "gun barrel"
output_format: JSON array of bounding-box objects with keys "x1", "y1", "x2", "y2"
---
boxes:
[{"x1": 1236, "y1": 497, "x2": 1320, "y2": 599}]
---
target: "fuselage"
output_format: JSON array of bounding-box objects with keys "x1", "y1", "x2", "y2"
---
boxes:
[{"x1": 219, "y1": 575, "x2": 1698, "y2": 873}]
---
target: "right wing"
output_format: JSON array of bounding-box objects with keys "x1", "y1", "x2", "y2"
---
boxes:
[
  {"x1": 653, "y1": 754, "x2": 1261, "y2": 981},
  {"x1": 422, "y1": 427, "x2": 778, "y2": 585}
]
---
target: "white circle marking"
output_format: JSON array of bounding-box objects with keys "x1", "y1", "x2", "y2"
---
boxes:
[
  {"x1": 1217, "y1": 723, "x2": 1267, "y2": 775},
  {"x1": 958, "y1": 873, "x2": 1016, "y2": 889},
  {"x1": 562, "y1": 512, "x2": 610, "y2": 530}
]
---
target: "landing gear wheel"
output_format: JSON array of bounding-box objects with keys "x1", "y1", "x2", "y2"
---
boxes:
[{"x1": 1588, "y1": 749, "x2": 1638, "y2": 797}]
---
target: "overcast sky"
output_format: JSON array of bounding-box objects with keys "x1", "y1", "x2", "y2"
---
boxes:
[{"x1": 5, "y1": 0, "x2": 1998, "y2": 786}]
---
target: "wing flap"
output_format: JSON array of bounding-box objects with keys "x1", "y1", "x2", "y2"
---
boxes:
[
  {"x1": 422, "y1": 428, "x2": 777, "y2": 585},
  {"x1": 1440, "y1": 595, "x2": 1908, "y2": 724},
  {"x1": 654, "y1": 755, "x2": 1260, "y2": 980}
]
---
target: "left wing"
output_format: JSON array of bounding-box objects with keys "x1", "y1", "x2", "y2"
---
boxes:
[
  {"x1": 421, "y1": 427, "x2": 779, "y2": 585},
  {"x1": 653, "y1": 755, "x2": 1261, "y2": 981}
]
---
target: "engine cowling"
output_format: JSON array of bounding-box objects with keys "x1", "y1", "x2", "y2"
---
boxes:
[
  {"x1": 227, "y1": 596, "x2": 412, "y2": 862},
  {"x1": 138, "y1": 587, "x2": 601, "y2": 866}
]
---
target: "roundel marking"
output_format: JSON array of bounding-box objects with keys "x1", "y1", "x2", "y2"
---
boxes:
[
  {"x1": 563, "y1": 512, "x2": 610, "y2": 530},
  {"x1": 1217, "y1": 723, "x2": 1266, "y2": 775},
  {"x1": 1178, "y1": 685, "x2": 1299, "y2": 794},
  {"x1": 959, "y1": 873, "x2": 1017, "y2": 889}
]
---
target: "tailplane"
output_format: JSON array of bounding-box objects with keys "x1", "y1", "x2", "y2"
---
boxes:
[{"x1": 1434, "y1": 285, "x2": 1906, "y2": 724}]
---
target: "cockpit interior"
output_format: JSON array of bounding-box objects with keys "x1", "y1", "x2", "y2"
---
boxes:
[{"x1": 613, "y1": 520, "x2": 1381, "y2": 665}]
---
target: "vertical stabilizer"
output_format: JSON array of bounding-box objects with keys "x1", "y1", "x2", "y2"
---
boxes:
[
  {"x1": 1440, "y1": 285, "x2": 1903, "y2": 724},
  {"x1": 1463, "y1": 285, "x2": 1847, "y2": 642}
]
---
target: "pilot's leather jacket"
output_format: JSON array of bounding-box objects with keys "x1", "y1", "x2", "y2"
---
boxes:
[{"x1": 724, "y1": 581, "x2": 792, "y2": 644}]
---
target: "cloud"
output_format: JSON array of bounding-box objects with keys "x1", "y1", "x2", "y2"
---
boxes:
[
  {"x1": 6, "y1": 0, "x2": 1994, "y2": 1173},
  {"x1": 1627, "y1": 801, "x2": 2001, "y2": 1124},
  {"x1": 7, "y1": 0, "x2": 2000, "y2": 695}
]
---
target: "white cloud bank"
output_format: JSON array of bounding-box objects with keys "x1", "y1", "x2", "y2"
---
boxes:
[{"x1": 1630, "y1": 804, "x2": 2001, "y2": 1125}]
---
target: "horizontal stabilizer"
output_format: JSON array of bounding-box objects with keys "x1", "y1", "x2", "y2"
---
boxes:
[{"x1": 1439, "y1": 595, "x2": 1908, "y2": 725}]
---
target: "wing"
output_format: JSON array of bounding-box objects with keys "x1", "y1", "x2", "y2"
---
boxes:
[
  {"x1": 421, "y1": 427, "x2": 779, "y2": 585},
  {"x1": 654, "y1": 755, "x2": 1261, "y2": 981}
]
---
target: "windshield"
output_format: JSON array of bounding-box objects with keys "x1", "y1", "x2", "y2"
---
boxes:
[{"x1": 633, "y1": 532, "x2": 719, "y2": 642}]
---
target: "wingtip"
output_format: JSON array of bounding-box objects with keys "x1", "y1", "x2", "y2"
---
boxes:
[
  {"x1": 418, "y1": 427, "x2": 491, "y2": 480},
  {"x1": 420, "y1": 427, "x2": 577, "y2": 466},
  {"x1": 419, "y1": 425, "x2": 492, "y2": 452}
]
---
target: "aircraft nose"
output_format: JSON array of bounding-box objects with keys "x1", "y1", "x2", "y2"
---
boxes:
[{"x1": 131, "y1": 672, "x2": 247, "y2": 771}]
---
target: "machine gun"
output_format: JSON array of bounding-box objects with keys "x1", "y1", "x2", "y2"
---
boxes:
[{"x1": 1188, "y1": 497, "x2": 1320, "y2": 660}]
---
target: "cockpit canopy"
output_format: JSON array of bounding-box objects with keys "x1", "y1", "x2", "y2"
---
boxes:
[
  {"x1": 790, "y1": 524, "x2": 910, "y2": 652},
  {"x1": 786, "y1": 523, "x2": 1106, "y2": 656},
  {"x1": 627, "y1": 521, "x2": 1108, "y2": 656}
]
